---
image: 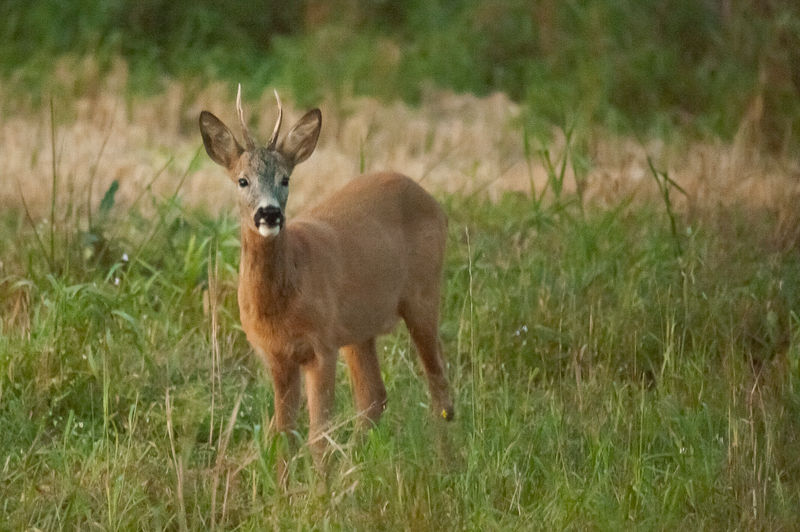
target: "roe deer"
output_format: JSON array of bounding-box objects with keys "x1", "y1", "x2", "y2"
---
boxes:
[{"x1": 198, "y1": 86, "x2": 454, "y2": 472}]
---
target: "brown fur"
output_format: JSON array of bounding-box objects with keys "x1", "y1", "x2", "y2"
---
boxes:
[{"x1": 199, "y1": 97, "x2": 454, "y2": 477}]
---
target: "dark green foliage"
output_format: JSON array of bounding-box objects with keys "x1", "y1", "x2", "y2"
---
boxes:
[
  {"x1": 2, "y1": 1, "x2": 798, "y2": 146},
  {"x1": 98, "y1": 180, "x2": 118, "y2": 215}
]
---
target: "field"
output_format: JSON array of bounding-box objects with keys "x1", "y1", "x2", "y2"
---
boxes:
[{"x1": 2, "y1": 2, "x2": 800, "y2": 530}]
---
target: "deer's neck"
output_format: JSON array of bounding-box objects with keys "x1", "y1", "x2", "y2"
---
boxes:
[{"x1": 239, "y1": 226, "x2": 296, "y2": 318}]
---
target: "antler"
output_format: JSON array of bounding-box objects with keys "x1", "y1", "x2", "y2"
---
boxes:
[
  {"x1": 236, "y1": 84, "x2": 256, "y2": 150},
  {"x1": 268, "y1": 89, "x2": 283, "y2": 149}
]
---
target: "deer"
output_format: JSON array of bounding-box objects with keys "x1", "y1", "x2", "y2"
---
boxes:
[{"x1": 198, "y1": 86, "x2": 454, "y2": 476}]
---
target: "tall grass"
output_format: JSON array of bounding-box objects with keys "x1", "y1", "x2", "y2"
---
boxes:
[{"x1": 2, "y1": 147, "x2": 799, "y2": 527}]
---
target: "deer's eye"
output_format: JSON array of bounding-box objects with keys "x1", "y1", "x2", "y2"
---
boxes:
[
  {"x1": 281, "y1": 177, "x2": 289, "y2": 187},
  {"x1": 238, "y1": 178, "x2": 249, "y2": 188}
]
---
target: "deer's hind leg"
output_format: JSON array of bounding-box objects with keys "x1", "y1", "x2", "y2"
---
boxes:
[
  {"x1": 400, "y1": 296, "x2": 454, "y2": 422},
  {"x1": 342, "y1": 338, "x2": 387, "y2": 428}
]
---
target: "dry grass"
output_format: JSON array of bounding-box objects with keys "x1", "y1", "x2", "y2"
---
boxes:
[{"x1": 2, "y1": 57, "x2": 798, "y2": 231}]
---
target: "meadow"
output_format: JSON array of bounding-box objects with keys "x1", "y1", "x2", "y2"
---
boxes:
[{"x1": 2, "y1": 1, "x2": 800, "y2": 529}]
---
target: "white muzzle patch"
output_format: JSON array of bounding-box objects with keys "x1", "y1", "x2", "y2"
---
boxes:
[{"x1": 257, "y1": 223, "x2": 280, "y2": 238}]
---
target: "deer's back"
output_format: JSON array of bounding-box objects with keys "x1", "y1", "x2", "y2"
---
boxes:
[
  {"x1": 300, "y1": 171, "x2": 446, "y2": 254},
  {"x1": 310, "y1": 171, "x2": 442, "y2": 223}
]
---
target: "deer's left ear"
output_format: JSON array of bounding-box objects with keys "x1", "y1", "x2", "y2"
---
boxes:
[
  {"x1": 278, "y1": 109, "x2": 321, "y2": 167},
  {"x1": 199, "y1": 111, "x2": 244, "y2": 171}
]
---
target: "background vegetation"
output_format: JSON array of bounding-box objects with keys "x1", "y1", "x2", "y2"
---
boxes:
[
  {"x1": 1, "y1": 0, "x2": 799, "y2": 529},
  {"x1": 1, "y1": 0, "x2": 799, "y2": 147}
]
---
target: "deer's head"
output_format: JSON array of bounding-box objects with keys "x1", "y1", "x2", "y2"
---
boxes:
[{"x1": 199, "y1": 85, "x2": 321, "y2": 238}]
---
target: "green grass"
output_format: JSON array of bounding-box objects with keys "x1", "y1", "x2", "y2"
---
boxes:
[
  {"x1": 2, "y1": 173, "x2": 799, "y2": 528},
  {"x1": 3, "y1": 3, "x2": 798, "y2": 526}
]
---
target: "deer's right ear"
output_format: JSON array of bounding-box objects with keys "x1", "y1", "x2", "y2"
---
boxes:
[{"x1": 199, "y1": 111, "x2": 244, "y2": 171}]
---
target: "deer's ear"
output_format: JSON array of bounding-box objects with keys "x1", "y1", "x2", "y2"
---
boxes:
[
  {"x1": 199, "y1": 111, "x2": 244, "y2": 171},
  {"x1": 278, "y1": 109, "x2": 321, "y2": 166}
]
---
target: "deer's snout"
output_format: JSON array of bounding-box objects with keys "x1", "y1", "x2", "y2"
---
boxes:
[{"x1": 255, "y1": 205, "x2": 284, "y2": 229}]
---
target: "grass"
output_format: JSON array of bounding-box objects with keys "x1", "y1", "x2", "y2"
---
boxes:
[
  {"x1": 2, "y1": 143, "x2": 800, "y2": 528},
  {"x1": 1, "y1": 11, "x2": 799, "y2": 521}
]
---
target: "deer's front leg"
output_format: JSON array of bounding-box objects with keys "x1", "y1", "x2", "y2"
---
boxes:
[
  {"x1": 268, "y1": 356, "x2": 301, "y2": 484},
  {"x1": 303, "y1": 351, "x2": 337, "y2": 467}
]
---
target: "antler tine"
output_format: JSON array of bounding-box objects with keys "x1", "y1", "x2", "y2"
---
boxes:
[
  {"x1": 268, "y1": 89, "x2": 283, "y2": 149},
  {"x1": 236, "y1": 83, "x2": 256, "y2": 150}
]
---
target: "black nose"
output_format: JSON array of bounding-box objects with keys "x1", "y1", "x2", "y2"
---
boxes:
[{"x1": 254, "y1": 206, "x2": 283, "y2": 228}]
